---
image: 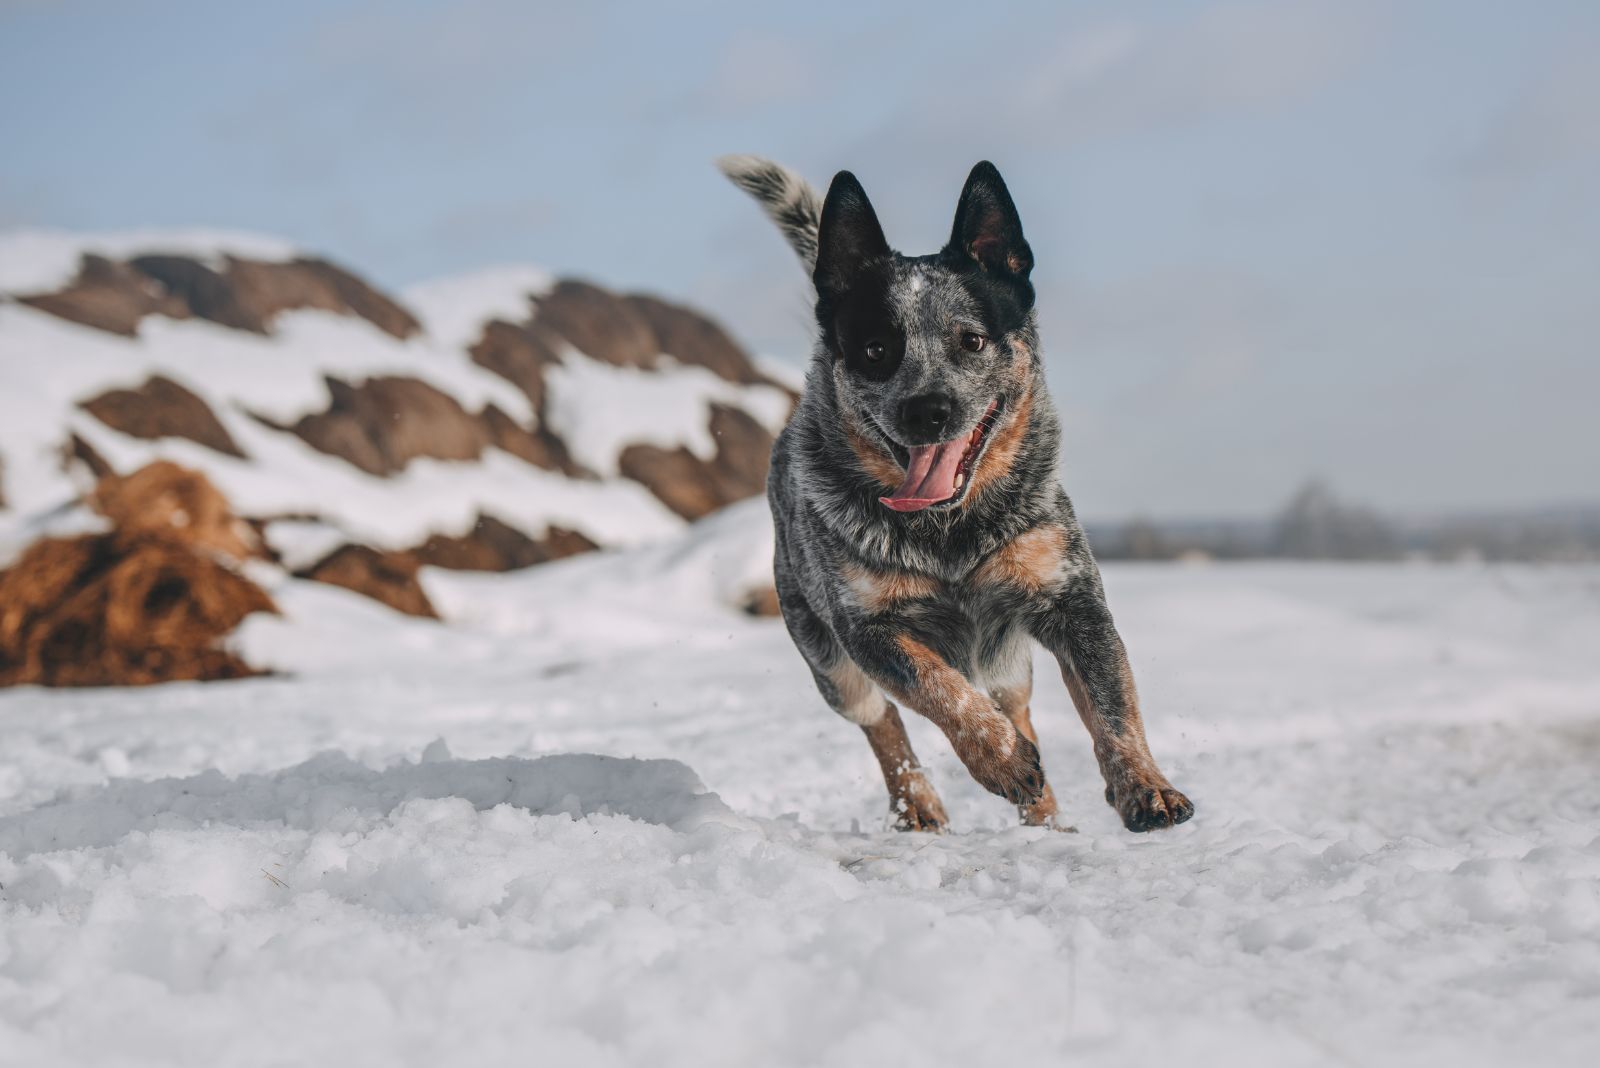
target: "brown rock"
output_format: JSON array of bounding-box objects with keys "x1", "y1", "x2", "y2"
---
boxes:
[
  {"x1": 121, "y1": 254, "x2": 253, "y2": 330},
  {"x1": 529, "y1": 280, "x2": 658, "y2": 369},
  {"x1": 622, "y1": 294, "x2": 769, "y2": 385},
  {"x1": 16, "y1": 255, "x2": 191, "y2": 337},
  {"x1": 285, "y1": 376, "x2": 490, "y2": 476},
  {"x1": 63, "y1": 433, "x2": 115, "y2": 480},
  {"x1": 469, "y1": 319, "x2": 562, "y2": 413},
  {"x1": 80, "y1": 374, "x2": 246, "y2": 458},
  {"x1": 413, "y1": 513, "x2": 598, "y2": 572},
  {"x1": 90, "y1": 461, "x2": 259, "y2": 561},
  {"x1": 617, "y1": 446, "x2": 719, "y2": 521},
  {"x1": 707, "y1": 402, "x2": 775, "y2": 498},
  {"x1": 296, "y1": 545, "x2": 437, "y2": 618},
  {"x1": 616, "y1": 402, "x2": 775, "y2": 520},
  {"x1": 0, "y1": 531, "x2": 276, "y2": 688},
  {"x1": 16, "y1": 252, "x2": 420, "y2": 340},
  {"x1": 481, "y1": 403, "x2": 564, "y2": 472},
  {"x1": 222, "y1": 257, "x2": 421, "y2": 340}
]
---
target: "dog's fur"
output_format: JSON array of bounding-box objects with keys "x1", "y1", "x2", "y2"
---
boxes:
[{"x1": 718, "y1": 155, "x2": 1193, "y2": 832}]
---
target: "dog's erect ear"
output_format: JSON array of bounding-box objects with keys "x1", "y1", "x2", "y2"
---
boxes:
[
  {"x1": 946, "y1": 161, "x2": 1033, "y2": 280},
  {"x1": 814, "y1": 171, "x2": 890, "y2": 296}
]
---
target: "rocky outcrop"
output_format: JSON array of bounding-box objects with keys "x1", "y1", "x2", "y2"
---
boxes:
[
  {"x1": 16, "y1": 255, "x2": 191, "y2": 337},
  {"x1": 480, "y1": 403, "x2": 579, "y2": 474},
  {"x1": 618, "y1": 404, "x2": 776, "y2": 520},
  {"x1": 17, "y1": 252, "x2": 420, "y2": 339},
  {"x1": 413, "y1": 514, "x2": 597, "y2": 572},
  {"x1": 64, "y1": 433, "x2": 115, "y2": 480},
  {"x1": 281, "y1": 376, "x2": 490, "y2": 477},
  {"x1": 80, "y1": 374, "x2": 246, "y2": 458},
  {"x1": 621, "y1": 295, "x2": 773, "y2": 386},
  {"x1": 2, "y1": 236, "x2": 787, "y2": 626},
  {"x1": 529, "y1": 280, "x2": 658, "y2": 370},
  {"x1": 295, "y1": 545, "x2": 437, "y2": 618},
  {"x1": 0, "y1": 463, "x2": 274, "y2": 688}
]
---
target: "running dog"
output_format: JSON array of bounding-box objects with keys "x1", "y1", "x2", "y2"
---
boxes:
[{"x1": 719, "y1": 155, "x2": 1193, "y2": 832}]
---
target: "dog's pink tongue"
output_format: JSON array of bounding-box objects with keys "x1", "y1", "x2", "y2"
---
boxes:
[{"x1": 879, "y1": 440, "x2": 966, "y2": 512}]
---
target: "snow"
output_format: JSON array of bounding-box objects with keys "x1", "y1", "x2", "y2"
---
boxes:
[
  {"x1": 0, "y1": 227, "x2": 298, "y2": 295},
  {"x1": 402, "y1": 266, "x2": 554, "y2": 350},
  {"x1": 2, "y1": 501, "x2": 1597, "y2": 1066},
  {"x1": 543, "y1": 352, "x2": 794, "y2": 476}
]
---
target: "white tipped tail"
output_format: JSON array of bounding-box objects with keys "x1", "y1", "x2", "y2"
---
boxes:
[{"x1": 716, "y1": 154, "x2": 823, "y2": 274}]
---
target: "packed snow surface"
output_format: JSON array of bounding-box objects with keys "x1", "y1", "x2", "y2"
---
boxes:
[{"x1": 2, "y1": 503, "x2": 1598, "y2": 1066}]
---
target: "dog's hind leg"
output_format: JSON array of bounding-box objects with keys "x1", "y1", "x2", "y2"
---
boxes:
[{"x1": 983, "y1": 635, "x2": 1060, "y2": 827}]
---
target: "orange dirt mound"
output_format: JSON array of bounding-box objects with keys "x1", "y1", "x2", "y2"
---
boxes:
[
  {"x1": 0, "y1": 461, "x2": 275, "y2": 688},
  {"x1": 91, "y1": 461, "x2": 260, "y2": 561},
  {"x1": 0, "y1": 532, "x2": 276, "y2": 688}
]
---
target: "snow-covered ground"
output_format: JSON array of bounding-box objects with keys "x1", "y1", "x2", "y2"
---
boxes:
[{"x1": 2, "y1": 502, "x2": 1599, "y2": 1066}]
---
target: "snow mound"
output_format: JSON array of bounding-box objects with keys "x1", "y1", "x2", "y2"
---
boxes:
[{"x1": 0, "y1": 749, "x2": 744, "y2": 859}]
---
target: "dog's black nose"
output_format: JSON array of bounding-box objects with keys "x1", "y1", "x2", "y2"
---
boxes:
[{"x1": 900, "y1": 393, "x2": 955, "y2": 443}]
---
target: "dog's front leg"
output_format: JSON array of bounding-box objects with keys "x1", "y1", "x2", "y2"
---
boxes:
[
  {"x1": 838, "y1": 622, "x2": 1048, "y2": 809},
  {"x1": 1029, "y1": 576, "x2": 1194, "y2": 832}
]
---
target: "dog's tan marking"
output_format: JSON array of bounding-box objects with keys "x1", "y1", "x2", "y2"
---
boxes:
[
  {"x1": 826, "y1": 658, "x2": 885, "y2": 726},
  {"x1": 843, "y1": 416, "x2": 904, "y2": 489},
  {"x1": 972, "y1": 524, "x2": 1067, "y2": 594},
  {"x1": 842, "y1": 562, "x2": 940, "y2": 615},
  {"x1": 990, "y1": 683, "x2": 1037, "y2": 742},
  {"x1": 885, "y1": 635, "x2": 1047, "y2": 808},
  {"x1": 861, "y1": 702, "x2": 948, "y2": 831},
  {"x1": 964, "y1": 386, "x2": 1032, "y2": 503}
]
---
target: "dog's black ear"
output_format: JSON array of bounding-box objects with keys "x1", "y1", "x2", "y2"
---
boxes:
[
  {"x1": 814, "y1": 171, "x2": 890, "y2": 296},
  {"x1": 946, "y1": 161, "x2": 1033, "y2": 280}
]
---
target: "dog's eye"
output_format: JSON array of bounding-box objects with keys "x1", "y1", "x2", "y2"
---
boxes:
[
  {"x1": 864, "y1": 341, "x2": 886, "y2": 362},
  {"x1": 959, "y1": 332, "x2": 988, "y2": 353}
]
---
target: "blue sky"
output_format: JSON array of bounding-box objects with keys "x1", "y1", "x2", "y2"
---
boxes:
[{"x1": 3, "y1": 0, "x2": 1596, "y2": 519}]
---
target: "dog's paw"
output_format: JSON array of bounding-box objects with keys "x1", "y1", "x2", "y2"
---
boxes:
[
  {"x1": 971, "y1": 732, "x2": 1048, "y2": 807},
  {"x1": 890, "y1": 799, "x2": 947, "y2": 833},
  {"x1": 889, "y1": 779, "x2": 948, "y2": 832},
  {"x1": 1107, "y1": 780, "x2": 1194, "y2": 832},
  {"x1": 1017, "y1": 784, "x2": 1066, "y2": 829}
]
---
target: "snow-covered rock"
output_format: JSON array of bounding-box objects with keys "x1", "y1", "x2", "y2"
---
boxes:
[{"x1": 0, "y1": 229, "x2": 794, "y2": 573}]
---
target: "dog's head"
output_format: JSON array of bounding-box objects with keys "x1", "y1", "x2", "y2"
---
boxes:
[{"x1": 813, "y1": 162, "x2": 1038, "y2": 513}]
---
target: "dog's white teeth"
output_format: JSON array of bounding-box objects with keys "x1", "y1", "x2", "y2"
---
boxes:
[{"x1": 954, "y1": 472, "x2": 966, "y2": 489}]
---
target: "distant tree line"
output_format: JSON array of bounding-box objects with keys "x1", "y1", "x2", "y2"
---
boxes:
[{"x1": 1089, "y1": 480, "x2": 1600, "y2": 563}]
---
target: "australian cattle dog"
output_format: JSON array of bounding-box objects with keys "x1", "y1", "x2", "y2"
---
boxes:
[{"x1": 719, "y1": 156, "x2": 1193, "y2": 833}]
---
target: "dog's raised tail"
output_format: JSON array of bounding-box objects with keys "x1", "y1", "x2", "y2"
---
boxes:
[{"x1": 716, "y1": 154, "x2": 823, "y2": 273}]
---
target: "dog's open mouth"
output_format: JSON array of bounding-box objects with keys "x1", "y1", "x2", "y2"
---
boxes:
[{"x1": 879, "y1": 398, "x2": 1002, "y2": 513}]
